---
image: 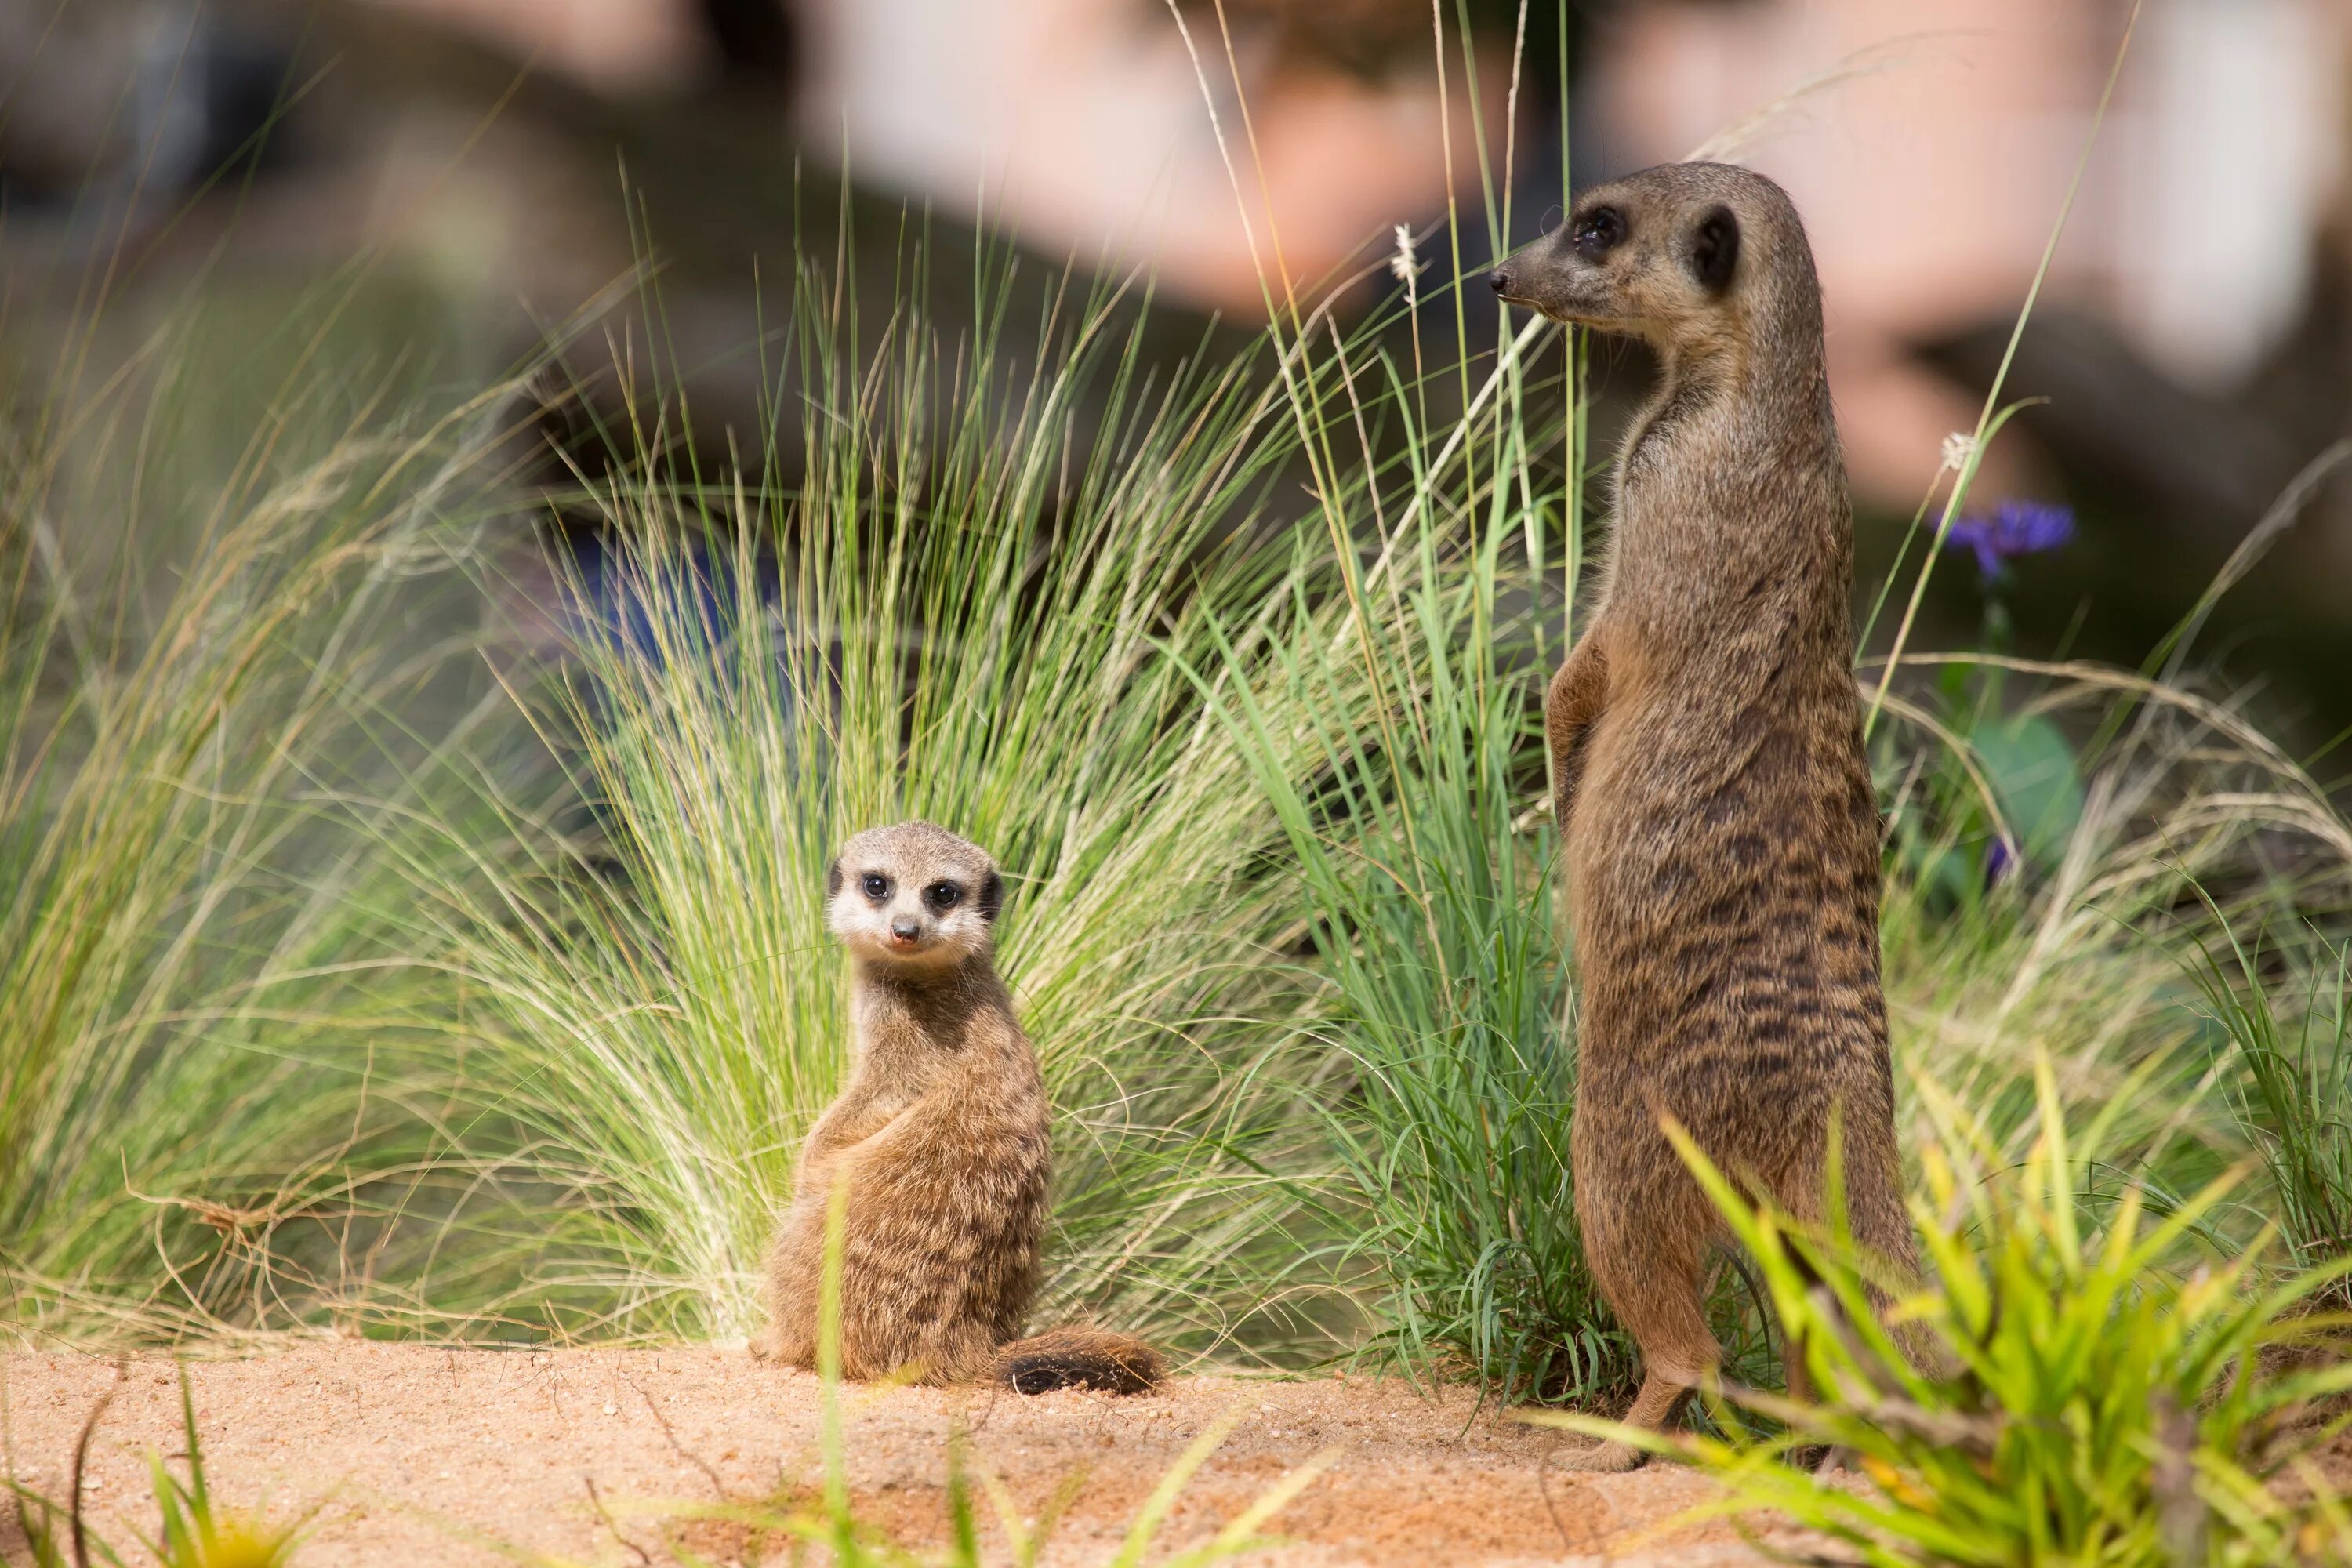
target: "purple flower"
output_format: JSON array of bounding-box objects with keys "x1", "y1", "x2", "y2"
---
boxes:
[{"x1": 1941, "y1": 500, "x2": 2074, "y2": 581}]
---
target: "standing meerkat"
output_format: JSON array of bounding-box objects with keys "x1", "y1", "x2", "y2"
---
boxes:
[
  {"x1": 755, "y1": 820, "x2": 1163, "y2": 1395},
  {"x1": 1490, "y1": 162, "x2": 1916, "y2": 1471}
]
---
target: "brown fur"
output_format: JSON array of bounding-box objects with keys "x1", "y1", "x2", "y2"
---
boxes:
[
  {"x1": 754, "y1": 821, "x2": 1160, "y2": 1396},
  {"x1": 1494, "y1": 163, "x2": 1916, "y2": 1470}
]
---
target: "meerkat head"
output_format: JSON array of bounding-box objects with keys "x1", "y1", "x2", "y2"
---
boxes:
[
  {"x1": 826, "y1": 820, "x2": 1005, "y2": 972},
  {"x1": 1487, "y1": 162, "x2": 1815, "y2": 354}
]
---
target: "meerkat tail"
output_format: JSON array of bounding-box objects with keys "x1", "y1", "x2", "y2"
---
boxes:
[{"x1": 994, "y1": 1327, "x2": 1166, "y2": 1396}]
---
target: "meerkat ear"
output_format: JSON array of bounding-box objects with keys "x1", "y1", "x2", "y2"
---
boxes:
[
  {"x1": 826, "y1": 859, "x2": 843, "y2": 897},
  {"x1": 1690, "y1": 205, "x2": 1740, "y2": 294},
  {"x1": 978, "y1": 870, "x2": 1004, "y2": 923}
]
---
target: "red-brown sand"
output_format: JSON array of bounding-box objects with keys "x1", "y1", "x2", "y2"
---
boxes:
[{"x1": 0, "y1": 1345, "x2": 1799, "y2": 1566}]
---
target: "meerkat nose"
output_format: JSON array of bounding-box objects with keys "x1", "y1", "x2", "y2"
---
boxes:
[
  {"x1": 1487, "y1": 267, "x2": 1512, "y2": 296},
  {"x1": 889, "y1": 917, "x2": 921, "y2": 942}
]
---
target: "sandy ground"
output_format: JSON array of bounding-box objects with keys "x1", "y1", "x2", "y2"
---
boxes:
[{"x1": 0, "y1": 1344, "x2": 1798, "y2": 1566}]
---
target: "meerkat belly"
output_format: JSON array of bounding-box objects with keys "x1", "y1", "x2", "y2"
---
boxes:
[
  {"x1": 837, "y1": 1112, "x2": 1051, "y2": 1318},
  {"x1": 1566, "y1": 695, "x2": 1882, "y2": 1103},
  {"x1": 844, "y1": 1120, "x2": 1047, "y2": 1248}
]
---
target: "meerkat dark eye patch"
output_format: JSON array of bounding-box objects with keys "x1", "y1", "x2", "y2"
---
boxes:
[
  {"x1": 1570, "y1": 204, "x2": 1627, "y2": 261},
  {"x1": 1690, "y1": 205, "x2": 1740, "y2": 293},
  {"x1": 977, "y1": 870, "x2": 1004, "y2": 923},
  {"x1": 925, "y1": 880, "x2": 962, "y2": 911},
  {"x1": 860, "y1": 872, "x2": 891, "y2": 901}
]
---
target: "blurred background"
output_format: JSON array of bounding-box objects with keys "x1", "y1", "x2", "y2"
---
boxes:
[{"x1": 4, "y1": 0, "x2": 2349, "y2": 754}]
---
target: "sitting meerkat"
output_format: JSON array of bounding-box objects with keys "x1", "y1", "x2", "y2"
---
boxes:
[
  {"x1": 754, "y1": 820, "x2": 1162, "y2": 1395},
  {"x1": 1490, "y1": 162, "x2": 1918, "y2": 1469}
]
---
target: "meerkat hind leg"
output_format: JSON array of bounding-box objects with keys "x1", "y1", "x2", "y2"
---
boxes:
[
  {"x1": 1563, "y1": 1189, "x2": 1719, "y2": 1472},
  {"x1": 1557, "y1": 1368, "x2": 1698, "y2": 1473},
  {"x1": 1555, "y1": 1283, "x2": 1711, "y2": 1473}
]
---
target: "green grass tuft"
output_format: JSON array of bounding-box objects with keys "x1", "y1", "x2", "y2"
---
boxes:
[{"x1": 1537, "y1": 1058, "x2": 2352, "y2": 1566}]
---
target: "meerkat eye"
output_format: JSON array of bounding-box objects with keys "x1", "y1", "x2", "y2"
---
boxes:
[
  {"x1": 860, "y1": 873, "x2": 890, "y2": 901},
  {"x1": 925, "y1": 881, "x2": 962, "y2": 911},
  {"x1": 1571, "y1": 205, "x2": 1626, "y2": 260}
]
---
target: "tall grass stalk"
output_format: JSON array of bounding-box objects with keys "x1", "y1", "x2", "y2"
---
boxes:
[
  {"x1": 1150, "y1": 0, "x2": 1635, "y2": 1403},
  {"x1": 390, "y1": 258, "x2": 1376, "y2": 1345},
  {"x1": 1189, "y1": 495, "x2": 1624, "y2": 1402},
  {"x1": 0, "y1": 330, "x2": 573, "y2": 1338},
  {"x1": 2193, "y1": 926, "x2": 2352, "y2": 1306},
  {"x1": 1540, "y1": 1062, "x2": 2352, "y2": 1566},
  {"x1": 1870, "y1": 645, "x2": 2352, "y2": 1197}
]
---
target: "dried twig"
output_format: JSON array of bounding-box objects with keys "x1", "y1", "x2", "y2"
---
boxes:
[
  {"x1": 583, "y1": 1473, "x2": 654, "y2": 1567},
  {"x1": 629, "y1": 1376, "x2": 729, "y2": 1500},
  {"x1": 69, "y1": 1357, "x2": 129, "y2": 1568}
]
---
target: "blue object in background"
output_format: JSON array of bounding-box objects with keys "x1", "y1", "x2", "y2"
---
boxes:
[
  {"x1": 551, "y1": 528, "x2": 782, "y2": 670},
  {"x1": 1942, "y1": 500, "x2": 2076, "y2": 583}
]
